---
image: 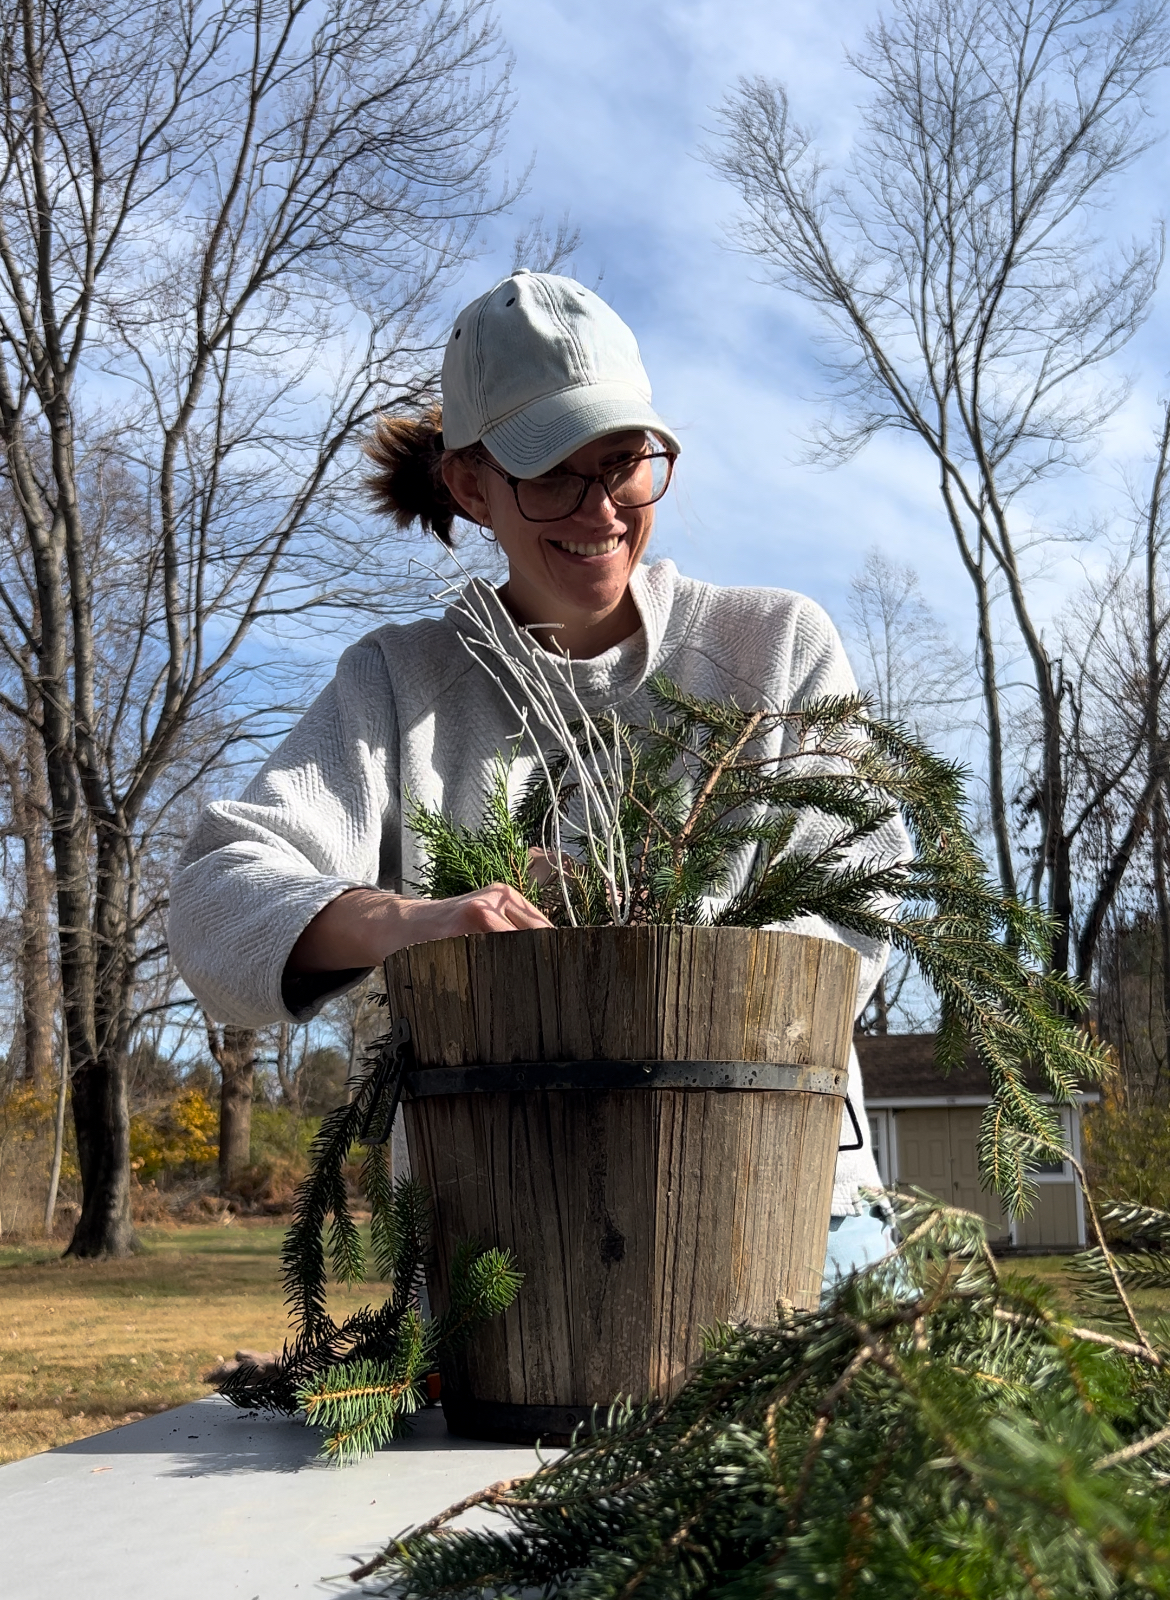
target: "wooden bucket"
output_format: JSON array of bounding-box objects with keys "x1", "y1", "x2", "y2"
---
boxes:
[{"x1": 385, "y1": 925, "x2": 858, "y2": 1444}]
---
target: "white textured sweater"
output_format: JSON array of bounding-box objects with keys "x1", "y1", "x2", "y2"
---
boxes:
[{"x1": 169, "y1": 559, "x2": 910, "y2": 1214}]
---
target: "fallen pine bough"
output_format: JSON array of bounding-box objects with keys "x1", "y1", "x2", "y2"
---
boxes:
[{"x1": 355, "y1": 1192, "x2": 1170, "y2": 1600}]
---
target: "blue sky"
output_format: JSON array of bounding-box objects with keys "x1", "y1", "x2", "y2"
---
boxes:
[{"x1": 445, "y1": 0, "x2": 1170, "y2": 655}]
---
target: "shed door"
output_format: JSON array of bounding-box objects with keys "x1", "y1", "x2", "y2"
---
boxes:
[{"x1": 895, "y1": 1108, "x2": 1010, "y2": 1240}]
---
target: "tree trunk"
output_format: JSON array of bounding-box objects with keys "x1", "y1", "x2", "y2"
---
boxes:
[
  {"x1": 275, "y1": 1022, "x2": 298, "y2": 1108},
  {"x1": 974, "y1": 562, "x2": 1017, "y2": 902},
  {"x1": 65, "y1": 1047, "x2": 135, "y2": 1256},
  {"x1": 1152, "y1": 792, "x2": 1170, "y2": 1102},
  {"x1": 43, "y1": 1034, "x2": 69, "y2": 1234},
  {"x1": 1040, "y1": 658, "x2": 1074, "y2": 975},
  {"x1": 860, "y1": 975, "x2": 890, "y2": 1035},
  {"x1": 4, "y1": 694, "x2": 56, "y2": 1088},
  {"x1": 938, "y1": 490, "x2": 1017, "y2": 901},
  {"x1": 211, "y1": 1025, "x2": 256, "y2": 1191},
  {"x1": 18, "y1": 801, "x2": 55, "y2": 1090},
  {"x1": 62, "y1": 815, "x2": 137, "y2": 1256},
  {"x1": 1048, "y1": 814, "x2": 1074, "y2": 977}
]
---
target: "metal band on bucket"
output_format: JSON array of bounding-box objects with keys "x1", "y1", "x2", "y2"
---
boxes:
[{"x1": 403, "y1": 1059, "x2": 846, "y2": 1097}]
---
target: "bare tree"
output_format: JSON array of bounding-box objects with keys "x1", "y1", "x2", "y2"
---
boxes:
[
  {"x1": 846, "y1": 545, "x2": 972, "y2": 1031},
  {"x1": 712, "y1": 0, "x2": 1170, "y2": 973},
  {"x1": 846, "y1": 547, "x2": 971, "y2": 737},
  {"x1": 1047, "y1": 402, "x2": 1170, "y2": 1094},
  {"x1": 1056, "y1": 409, "x2": 1170, "y2": 978},
  {"x1": 0, "y1": 0, "x2": 513, "y2": 1255}
]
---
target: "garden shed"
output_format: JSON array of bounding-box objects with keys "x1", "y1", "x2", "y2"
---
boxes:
[{"x1": 855, "y1": 1033, "x2": 1100, "y2": 1250}]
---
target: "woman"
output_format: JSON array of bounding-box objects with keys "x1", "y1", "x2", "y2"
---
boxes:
[{"x1": 169, "y1": 268, "x2": 906, "y2": 1275}]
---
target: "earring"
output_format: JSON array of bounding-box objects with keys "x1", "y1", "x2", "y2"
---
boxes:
[{"x1": 479, "y1": 522, "x2": 497, "y2": 542}]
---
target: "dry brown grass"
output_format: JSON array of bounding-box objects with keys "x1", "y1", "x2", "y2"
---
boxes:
[
  {"x1": 6, "y1": 1225, "x2": 1167, "y2": 1470},
  {"x1": 0, "y1": 1219, "x2": 386, "y2": 1464}
]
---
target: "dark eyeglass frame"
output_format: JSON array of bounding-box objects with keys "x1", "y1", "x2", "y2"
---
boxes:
[{"x1": 478, "y1": 449, "x2": 676, "y2": 523}]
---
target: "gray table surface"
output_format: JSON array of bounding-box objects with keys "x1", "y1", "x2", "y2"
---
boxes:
[{"x1": 0, "y1": 1395, "x2": 540, "y2": 1599}]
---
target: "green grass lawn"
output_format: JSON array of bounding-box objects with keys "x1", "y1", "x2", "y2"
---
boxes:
[
  {"x1": 999, "y1": 1251, "x2": 1170, "y2": 1328},
  {"x1": 0, "y1": 1220, "x2": 386, "y2": 1464}
]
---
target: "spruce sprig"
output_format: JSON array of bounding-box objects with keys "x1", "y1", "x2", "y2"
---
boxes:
[
  {"x1": 355, "y1": 1194, "x2": 1170, "y2": 1598},
  {"x1": 299, "y1": 1347, "x2": 426, "y2": 1465},
  {"x1": 409, "y1": 760, "x2": 540, "y2": 904},
  {"x1": 409, "y1": 677, "x2": 1110, "y2": 1209},
  {"x1": 217, "y1": 1029, "x2": 522, "y2": 1460}
]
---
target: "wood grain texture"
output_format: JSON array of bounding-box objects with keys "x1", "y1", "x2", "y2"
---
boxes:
[{"x1": 386, "y1": 927, "x2": 858, "y2": 1414}]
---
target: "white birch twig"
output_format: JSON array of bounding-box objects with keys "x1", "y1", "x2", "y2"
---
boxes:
[{"x1": 411, "y1": 547, "x2": 633, "y2": 924}]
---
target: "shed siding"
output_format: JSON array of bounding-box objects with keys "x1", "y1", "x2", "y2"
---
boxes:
[
  {"x1": 894, "y1": 1108, "x2": 1011, "y2": 1241},
  {"x1": 1015, "y1": 1184, "x2": 1079, "y2": 1249}
]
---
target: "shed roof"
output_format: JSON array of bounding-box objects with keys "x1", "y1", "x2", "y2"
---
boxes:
[{"x1": 854, "y1": 1032, "x2": 1059, "y2": 1101}]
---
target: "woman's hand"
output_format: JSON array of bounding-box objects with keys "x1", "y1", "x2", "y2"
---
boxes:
[{"x1": 286, "y1": 884, "x2": 553, "y2": 976}]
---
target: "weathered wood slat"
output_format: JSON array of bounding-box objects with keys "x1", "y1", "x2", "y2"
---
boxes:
[{"x1": 386, "y1": 926, "x2": 858, "y2": 1441}]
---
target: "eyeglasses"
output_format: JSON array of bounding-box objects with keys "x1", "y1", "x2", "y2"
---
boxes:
[{"x1": 479, "y1": 449, "x2": 676, "y2": 523}]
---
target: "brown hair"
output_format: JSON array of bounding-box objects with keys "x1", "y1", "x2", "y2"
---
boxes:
[{"x1": 364, "y1": 404, "x2": 481, "y2": 546}]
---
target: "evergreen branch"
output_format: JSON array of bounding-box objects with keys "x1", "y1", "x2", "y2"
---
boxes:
[
  {"x1": 360, "y1": 1143, "x2": 397, "y2": 1285},
  {"x1": 433, "y1": 1241, "x2": 526, "y2": 1350},
  {"x1": 1095, "y1": 1420, "x2": 1170, "y2": 1472},
  {"x1": 300, "y1": 1349, "x2": 427, "y2": 1464},
  {"x1": 369, "y1": 1196, "x2": 1170, "y2": 1597},
  {"x1": 280, "y1": 1101, "x2": 363, "y2": 1338},
  {"x1": 1071, "y1": 1156, "x2": 1159, "y2": 1361},
  {"x1": 349, "y1": 1476, "x2": 534, "y2": 1583},
  {"x1": 1103, "y1": 1202, "x2": 1170, "y2": 1250},
  {"x1": 215, "y1": 1028, "x2": 521, "y2": 1459},
  {"x1": 991, "y1": 1308, "x2": 1164, "y2": 1365},
  {"x1": 673, "y1": 706, "x2": 765, "y2": 864}
]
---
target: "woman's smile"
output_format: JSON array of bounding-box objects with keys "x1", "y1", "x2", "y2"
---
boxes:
[{"x1": 547, "y1": 533, "x2": 624, "y2": 558}]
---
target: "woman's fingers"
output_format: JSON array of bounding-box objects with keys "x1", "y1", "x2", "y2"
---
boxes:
[
  {"x1": 528, "y1": 846, "x2": 572, "y2": 888},
  {"x1": 289, "y1": 881, "x2": 553, "y2": 975},
  {"x1": 467, "y1": 906, "x2": 518, "y2": 933},
  {"x1": 471, "y1": 884, "x2": 552, "y2": 931},
  {"x1": 417, "y1": 883, "x2": 553, "y2": 941},
  {"x1": 499, "y1": 888, "x2": 553, "y2": 929},
  {"x1": 527, "y1": 846, "x2": 558, "y2": 887}
]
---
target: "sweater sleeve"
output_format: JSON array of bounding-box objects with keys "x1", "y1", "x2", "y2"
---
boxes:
[{"x1": 168, "y1": 638, "x2": 399, "y2": 1027}]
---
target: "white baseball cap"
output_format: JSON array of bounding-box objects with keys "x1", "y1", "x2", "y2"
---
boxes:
[{"x1": 440, "y1": 270, "x2": 681, "y2": 477}]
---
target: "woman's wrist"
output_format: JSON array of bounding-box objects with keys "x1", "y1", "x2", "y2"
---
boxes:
[{"x1": 287, "y1": 887, "x2": 406, "y2": 975}]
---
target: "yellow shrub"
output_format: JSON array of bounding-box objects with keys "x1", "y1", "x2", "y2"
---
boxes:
[
  {"x1": 130, "y1": 1088, "x2": 218, "y2": 1182},
  {"x1": 0, "y1": 1084, "x2": 56, "y2": 1143},
  {"x1": 0, "y1": 1083, "x2": 77, "y2": 1178},
  {"x1": 1082, "y1": 1086, "x2": 1170, "y2": 1212},
  {"x1": 0, "y1": 1081, "x2": 79, "y2": 1232}
]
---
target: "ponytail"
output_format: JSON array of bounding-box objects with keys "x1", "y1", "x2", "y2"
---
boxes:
[{"x1": 365, "y1": 404, "x2": 475, "y2": 546}]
